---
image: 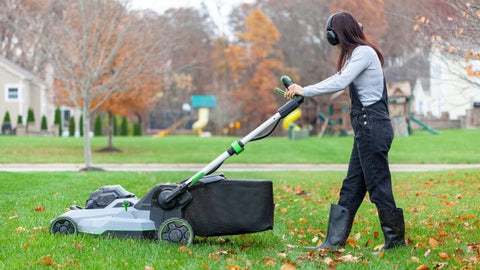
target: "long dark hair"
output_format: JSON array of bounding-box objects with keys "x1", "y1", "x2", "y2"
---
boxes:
[{"x1": 330, "y1": 12, "x2": 384, "y2": 71}]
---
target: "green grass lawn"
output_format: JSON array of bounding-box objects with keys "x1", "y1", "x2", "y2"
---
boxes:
[
  {"x1": 1, "y1": 170, "x2": 479, "y2": 269},
  {"x1": 1, "y1": 129, "x2": 480, "y2": 164}
]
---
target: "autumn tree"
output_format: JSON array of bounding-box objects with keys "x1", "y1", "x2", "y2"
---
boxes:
[
  {"x1": 224, "y1": 9, "x2": 288, "y2": 131},
  {"x1": 153, "y1": 8, "x2": 214, "y2": 118},
  {"x1": 414, "y1": 0, "x2": 480, "y2": 85},
  {"x1": 41, "y1": 0, "x2": 168, "y2": 169}
]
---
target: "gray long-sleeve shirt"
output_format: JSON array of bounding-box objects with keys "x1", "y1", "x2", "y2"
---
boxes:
[{"x1": 303, "y1": 45, "x2": 384, "y2": 106}]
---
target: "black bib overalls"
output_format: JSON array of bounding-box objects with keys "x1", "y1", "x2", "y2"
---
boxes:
[{"x1": 337, "y1": 79, "x2": 397, "y2": 216}]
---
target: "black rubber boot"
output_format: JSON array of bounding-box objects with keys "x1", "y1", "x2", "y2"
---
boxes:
[
  {"x1": 374, "y1": 208, "x2": 406, "y2": 255},
  {"x1": 315, "y1": 204, "x2": 353, "y2": 249}
]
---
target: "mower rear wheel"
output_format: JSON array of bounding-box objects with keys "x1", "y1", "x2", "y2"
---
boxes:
[
  {"x1": 50, "y1": 217, "x2": 78, "y2": 235},
  {"x1": 159, "y1": 218, "x2": 193, "y2": 245}
]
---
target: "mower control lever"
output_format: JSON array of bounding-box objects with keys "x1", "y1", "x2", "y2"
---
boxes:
[{"x1": 277, "y1": 75, "x2": 304, "y2": 117}]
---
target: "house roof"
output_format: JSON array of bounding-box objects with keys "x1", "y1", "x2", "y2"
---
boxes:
[
  {"x1": 387, "y1": 81, "x2": 411, "y2": 97},
  {"x1": 0, "y1": 55, "x2": 46, "y2": 87}
]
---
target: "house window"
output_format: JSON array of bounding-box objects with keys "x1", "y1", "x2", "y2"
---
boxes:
[{"x1": 5, "y1": 85, "x2": 21, "y2": 101}]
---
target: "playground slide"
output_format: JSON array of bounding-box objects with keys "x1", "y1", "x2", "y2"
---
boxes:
[
  {"x1": 282, "y1": 108, "x2": 301, "y2": 130},
  {"x1": 410, "y1": 115, "x2": 440, "y2": 135},
  {"x1": 192, "y1": 108, "x2": 209, "y2": 134}
]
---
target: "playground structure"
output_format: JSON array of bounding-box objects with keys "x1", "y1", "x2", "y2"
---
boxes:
[
  {"x1": 387, "y1": 81, "x2": 439, "y2": 136},
  {"x1": 155, "y1": 95, "x2": 216, "y2": 137},
  {"x1": 191, "y1": 95, "x2": 216, "y2": 136}
]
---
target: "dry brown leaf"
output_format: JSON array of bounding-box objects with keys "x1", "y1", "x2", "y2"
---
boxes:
[
  {"x1": 35, "y1": 205, "x2": 46, "y2": 212},
  {"x1": 280, "y1": 262, "x2": 296, "y2": 270},
  {"x1": 429, "y1": 238, "x2": 440, "y2": 249},
  {"x1": 226, "y1": 264, "x2": 240, "y2": 270},
  {"x1": 201, "y1": 262, "x2": 210, "y2": 270},
  {"x1": 373, "y1": 244, "x2": 384, "y2": 251},
  {"x1": 299, "y1": 218, "x2": 308, "y2": 223},
  {"x1": 9, "y1": 215, "x2": 19, "y2": 220},
  {"x1": 337, "y1": 255, "x2": 359, "y2": 263},
  {"x1": 14, "y1": 227, "x2": 28, "y2": 232},
  {"x1": 144, "y1": 266, "x2": 154, "y2": 270},
  {"x1": 410, "y1": 257, "x2": 420, "y2": 263},
  {"x1": 433, "y1": 262, "x2": 448, "y2": 269},
  {"x1": 262, "y1": 256, "x2": 276, "y2": 266},
  {"x1": 416, "y1": 265, "x2": 429, "y2": 270},
  {"x1": 438, "y1": 252, "x2": 450, "y2": 260}
]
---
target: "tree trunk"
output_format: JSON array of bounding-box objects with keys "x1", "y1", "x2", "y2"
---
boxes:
[
  {"x1": 83, "y1": 102, "x2": 93, "y2": 168},
  {"x1": 108, "y1": 111, "x2": 114, "y2": 149}
]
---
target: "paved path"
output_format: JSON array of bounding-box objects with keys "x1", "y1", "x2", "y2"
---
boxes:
[{"x1": 1, "y1": 163, "x2": 480, "y2": 172}]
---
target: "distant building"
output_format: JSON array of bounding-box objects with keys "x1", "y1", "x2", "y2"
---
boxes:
[
  {"x1": 0, "y1": 55, "x2": 53, "y2": 132},
  {"x1": 427, "y1": 47, "x2": 480, "y2": 120}
]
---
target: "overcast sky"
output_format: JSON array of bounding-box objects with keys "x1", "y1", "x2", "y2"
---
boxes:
[{"x1": 129, "y1": 0, "x2": 252, "y2": 35}]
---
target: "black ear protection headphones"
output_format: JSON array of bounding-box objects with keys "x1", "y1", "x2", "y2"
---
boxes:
[
  {"x1": 325, "y1": 13, "x2": 339, "y2": 46},
  {"x1": 325, "y1": 12, "x2": 364, "y2": 46}
]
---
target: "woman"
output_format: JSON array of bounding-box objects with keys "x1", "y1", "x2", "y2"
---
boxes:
[{"x1": 285, "y1": 12, "x2": 405, "y2": 253}]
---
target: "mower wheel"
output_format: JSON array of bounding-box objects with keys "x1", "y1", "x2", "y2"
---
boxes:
[
  {"x1": 50, "y1": 217, "x2": 78, "y2": 235},
  {"x1": 159, "y1": 218, "x2": 193, "y2": 245}
]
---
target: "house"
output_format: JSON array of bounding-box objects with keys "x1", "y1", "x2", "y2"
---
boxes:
[
  {"x1": 0, "y1": 55, "x2": 54, "y2": 133},
  {"x1": 427, "y1": 47, "x2": 480, "y2": 120}
]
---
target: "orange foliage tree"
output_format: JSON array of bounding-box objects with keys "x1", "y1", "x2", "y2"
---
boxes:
[
  {"x1": 43, "y1": 0, "x2": 167, "y2": 169},
  {"x1": 330, "y1": 0, "x2": 387, "y2": 47},
  {"x1": 216, "y1": 9, "x2": 289, "y2": 131}
]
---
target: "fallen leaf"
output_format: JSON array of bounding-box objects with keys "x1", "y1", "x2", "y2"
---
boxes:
[
  {"x1": 35, "y1": 205, "x2": 46, "y2": 212},
  {"x1": 438, "y1": 252, "x2": 449, "y2": 260},
  {"x1": 261, "y1": 256, "x2": 276, "y2": 266},
  {"x1": 42, "y1": 255, "x2": 60, "y2": 267},
  {"x1": 424, "y1": 249, "x2": 431, "y2": 257},
  {"x1": 74, "y1": 242, "x2": 84, "y2": 249},
  {"x1": 23, "y1": 241, "x2": 30, "y2": 250},
  {"x1": 416, "y1": 265, "x2": 429, "y2": 270},
  {"x1": 277, "y1": 252, "x2": 287, "y2": 258},
  {"x1": 299, "y1": 218, "x2": 308, "y2": 223},
  {"x1": 364, "y1": 239, "x2": 374, "y2": 247},
  {"x1": 15, "y1": 227, "x2": 28, "y2": 232},
  {"x1": 178, "y1": 246, "x2": 193, "y2": 256},
  {"x1": 429, "y1": 238, "x2": 440, "y2": 249},
  {"x1": 411, "y1": 256, "x2": 420, "y2": 263},
  {"x1": 9, "y1": 215, "x2": 19, "y2": 220},
  {"x1": 226, "y1": 264, "x2": 240, "y2": 270},
  {"x1": 201, "y1": 262, "x2": 210, "y2": 270},
  {"x1": 337, "y1": 255, "x2": 359, "y2": 263},
  {"x1": 433, "y1": 262, "x2": 448, "y2": 269},
  {"x1": 280, "y1": 262, "x2": 296, "y2": 270},
  {"x1": 373, "y1": 231, "x2": 380, "y2": 238},
  {"x1": 373, "y1": 244, "x2": 384, "y2": 251},
  {"x1": 144, "y1": 266, "x2": 154, "y2": 270}
]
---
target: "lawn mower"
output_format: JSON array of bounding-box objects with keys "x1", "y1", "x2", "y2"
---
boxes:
[{"x1": 49, "y1": 76, "x2": 304, "y2": 245}]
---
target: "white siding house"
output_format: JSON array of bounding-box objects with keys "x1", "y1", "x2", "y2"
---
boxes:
[
  {"x1": 0, "y1": 55, "x2": 54, "y2": 132},
  {"x1": 427, "y1": 47, "x2": 480, "y2": 120}
]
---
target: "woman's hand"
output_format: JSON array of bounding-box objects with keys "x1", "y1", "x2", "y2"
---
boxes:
[{"x1": 285, "y1": 84, "x2": 304, "y2": 98}]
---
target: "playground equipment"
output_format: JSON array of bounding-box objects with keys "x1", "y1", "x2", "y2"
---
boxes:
[
  {"x1": 191, "y1": 95, "x2": 216, "y2": 136},
  {"x1": 156, "y1": 116, "x2": 190, "y2": 137},
  {"x1": 50, "y1": 76, "x2": 303, "y2": 245}
]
